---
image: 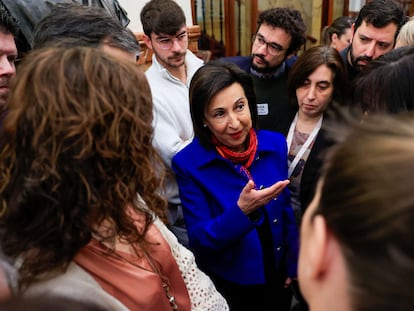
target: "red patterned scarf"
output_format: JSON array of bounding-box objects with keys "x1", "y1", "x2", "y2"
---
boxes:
[{"x1": 212, "y1": 128, "x2": 258, "y2": 169}]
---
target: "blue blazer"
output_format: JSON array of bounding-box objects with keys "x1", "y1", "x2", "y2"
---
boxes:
[{"x1": 172, "y1": 130, "x2": 299, "y2": 285}]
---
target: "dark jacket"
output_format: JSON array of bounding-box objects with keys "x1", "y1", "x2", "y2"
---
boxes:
[
  {"x1": 220, "y1": 56, "x2": 297, "y2": 134},
  {"x1": 340, "y1": 45, "x2": 360, "y2": 82},
  {"x1": 282, "y1": 113, "x2": 335, "y2": 214}
]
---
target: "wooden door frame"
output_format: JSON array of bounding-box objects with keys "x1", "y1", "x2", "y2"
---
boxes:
[
  {"x1": 322, "y1": 0, "x2": 334, "y2": 28},
  {"x1": 343, "y1": 0, "x2": 350, "y2": 16}
]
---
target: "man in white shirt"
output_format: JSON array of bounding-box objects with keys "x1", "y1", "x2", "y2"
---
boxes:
[{"x1": 141, "y1": 0, "x2": 203, "y2": 246}]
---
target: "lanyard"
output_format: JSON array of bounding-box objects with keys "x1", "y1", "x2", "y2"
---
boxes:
[{"x1": 286, "y1": 113, "x2": 323, "y2": 178}]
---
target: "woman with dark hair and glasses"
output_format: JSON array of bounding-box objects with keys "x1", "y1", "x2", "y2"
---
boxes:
[{"x1": 172, "y1": 62, "x2": 299, "y2": 311}]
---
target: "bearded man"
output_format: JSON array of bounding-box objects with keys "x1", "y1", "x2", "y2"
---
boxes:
[{"x1": 221, "y1": 7, "x2": 306, "y2": 134}]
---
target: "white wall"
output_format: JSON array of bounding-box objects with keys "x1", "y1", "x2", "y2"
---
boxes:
[
  {"x1": 117, "y1": 0, "x2": 193, "y2": 33},
  {"x1": 349, "y1": 0, "x2": 366, "y2": 12}
]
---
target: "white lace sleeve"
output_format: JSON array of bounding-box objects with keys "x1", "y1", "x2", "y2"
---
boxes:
[{"x1": 154, "y1": 219, "x2": 229, "y2": 311}]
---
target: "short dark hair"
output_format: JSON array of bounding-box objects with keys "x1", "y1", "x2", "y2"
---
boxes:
[
  {"x1": 189, "y1": 61, "x2": 258, "y2": 149},
  {"x1": 1, "y1": 0, "x2": 130, "y2": 54},
  {"x1": 354, "y1": 46, "x2": 414, "y2": 113},
  {"x1": 354, "y1": 0, "x2": 406, "y2": 41},
  {"x1": 33, "y1": 3, "x2": 139, "y2": 56},
  {"x1": 140, "y1": 0, "x2": 186, "y2": 37},
  {"x1": 288, "y1": 45, "x2": 349, "y2": 107},
  {"x1": 256, "y1": 7, "x2": 306, "y2": 55},
  {"x1": 0, "y1": 3, "x2": 19, "y2": 37}
]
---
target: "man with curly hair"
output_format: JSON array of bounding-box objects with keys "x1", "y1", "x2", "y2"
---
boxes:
[{"x1": 222, "y1": 8, "x2": 306, "y2": 134}]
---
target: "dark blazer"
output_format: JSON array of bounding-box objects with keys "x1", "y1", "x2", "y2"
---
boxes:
[
  {"x1": 220, "y1": 56, "x2": 298, "y2": 134},
  {"x1": 299, "y1": 125, "x2": 333, "y2": 210},
  {"x1": 340, "y1": 45, "x2": 360, "y2": 82}
]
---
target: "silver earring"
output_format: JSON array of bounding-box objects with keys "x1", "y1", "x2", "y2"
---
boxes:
[{"x1": 203, "y1": 124, "x2": 207, "y2": 127}]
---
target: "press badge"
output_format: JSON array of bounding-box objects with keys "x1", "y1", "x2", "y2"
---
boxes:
[{"x1": 257, "y1": 103, "x2": 269, "y2": 116}]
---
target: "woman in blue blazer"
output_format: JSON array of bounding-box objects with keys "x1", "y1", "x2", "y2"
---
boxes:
[{"x1": 172, "y1": 62, "x2": 299, "y2": 311}]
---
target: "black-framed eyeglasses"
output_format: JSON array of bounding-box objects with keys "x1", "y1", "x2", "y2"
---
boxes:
[
  {"x1": 252, "y1": 34, "x2": 287, "y2": 56},
  {"x1": 154, "y1": 32, "x2": 188, "y2": 50}
]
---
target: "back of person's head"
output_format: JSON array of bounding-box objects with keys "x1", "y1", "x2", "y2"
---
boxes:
[
  {"x1": 140, "y1": 0, "x2": 186, "y2": 37},
  {"x1": 353, "y1": 0, "x2": 405, "y2": 36},
  {"x1": 321, "y1": 16, "x2": 354, "y2": 46},
  {"x1": 32, "y1": 2, "x2": 139, "y2": 57},
  {"x1": 0, "y1": 295, "x2": 109, "y2": 310},
  {"x1": 189, "y1": 61, "x2": 257, "y2": 149},
  {"x1": 288, "y1": 45, "x2": 349, "y2": 106},
  {"x1": 256, "y1": 7, "x2": 306, "y2": 56},
  {"x1": 0, "y1": 2, "x2": 27, "y2": 54},
  {"x1": 0, "y1": 46, "x2": 166, "y2": 290},
  {"x1": 396, "y1": 17, "x2": 414, "y2": 47},
  {"x1": 0, "y1": 3, "x2": 19, "y2": 37},
  {"x1": 1, "y1": 0, "x2": 129, "y2": 53},
  {"x1": 353, "y1": 46, "x2": 414, "y2": 113},
  {"x1": 313, "y1": 113, "x2": 414, "y2": 311}
]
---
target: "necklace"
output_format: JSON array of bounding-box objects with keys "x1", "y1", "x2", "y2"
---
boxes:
[
  {"x1": 144, "y1": 251, "x2": 178, "y2": 311},
  {"x1": 109, "y1": 244, "x2": 178, "y2": 311}
]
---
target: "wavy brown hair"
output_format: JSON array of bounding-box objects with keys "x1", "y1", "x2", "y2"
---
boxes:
[{"x1": 0, "y1": 46, "x2": 167, "y2": 289}]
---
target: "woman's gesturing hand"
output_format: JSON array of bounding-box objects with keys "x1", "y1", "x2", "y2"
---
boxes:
[{"x1": 237, "y1": 179, "x2": 290, "y2": 215}]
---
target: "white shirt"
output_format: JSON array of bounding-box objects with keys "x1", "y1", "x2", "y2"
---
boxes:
[{"x1": 145, "y1": 50, "x2": 203, "y2": 203}]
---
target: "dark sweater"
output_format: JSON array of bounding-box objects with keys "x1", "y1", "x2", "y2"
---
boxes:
[{"x1": 221, "y1": 56, "x2": 297, "y2": 135}]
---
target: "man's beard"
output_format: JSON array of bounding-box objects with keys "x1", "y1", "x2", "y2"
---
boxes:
[
  {"x1": 166, "y1": 51, "x2": 186, "y2": 68},
  {"x1": 349, "y1": 44, "x2": 372, "y2": 73},
  {"x1": 251, "y1": 54, "x2": 282, "y2": 74},
  {"x1": 0, "y1": 77, "x2": 11, "y2": 112}
]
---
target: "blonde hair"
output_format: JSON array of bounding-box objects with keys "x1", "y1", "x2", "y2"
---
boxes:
[{"x1": 396, "y1": 17, "x2": 414, "y2": 47}]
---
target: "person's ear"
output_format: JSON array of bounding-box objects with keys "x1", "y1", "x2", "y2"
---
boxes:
[
  {"x1": 350, "y1": 23, "x2": 355, "y2": 43},
  {"x1": 142, "y1": 34, "x2": 153, "y2": 51},
  {"x1": 304, "y1": 215, "x2": 329, "y2": 281},
  {"x1": 331, "y1": 33, "x2": 339, "y2": 49}
]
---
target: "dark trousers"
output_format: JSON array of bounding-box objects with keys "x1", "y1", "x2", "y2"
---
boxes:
[
  {"x1": 210, "y1": 274, "x2": 292, "y2": 311},
  {"x1": 167, "y1": 202, "x2": 189, "y2": 247}
]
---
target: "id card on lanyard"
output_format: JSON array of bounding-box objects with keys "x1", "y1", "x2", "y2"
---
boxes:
[{"x1": 286, "y1": 113, "x2": 323, "y2": 178}]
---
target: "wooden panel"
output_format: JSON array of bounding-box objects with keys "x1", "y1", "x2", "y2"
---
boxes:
[
  {"x1": 224, "y1": 0, "x2": 236, "y2": 56},
  {"x1": 322, "y1": 0, "x2": 334, "y2": 27}
]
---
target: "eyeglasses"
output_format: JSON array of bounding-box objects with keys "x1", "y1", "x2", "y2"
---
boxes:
[
  {"x1": 252, "y1": 34, "x2": 287, "y2": 56},
  {"x1": 154, "y1": 32, "x2": 188, "y2": 50}
]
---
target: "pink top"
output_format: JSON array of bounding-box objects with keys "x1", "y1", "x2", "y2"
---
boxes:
[
  {"x1": 74, "y1": 218, "x2": 191, "y2": 311},
  {"x1": 0, "y1": 265, "x2": 11, "y2": 300}
]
